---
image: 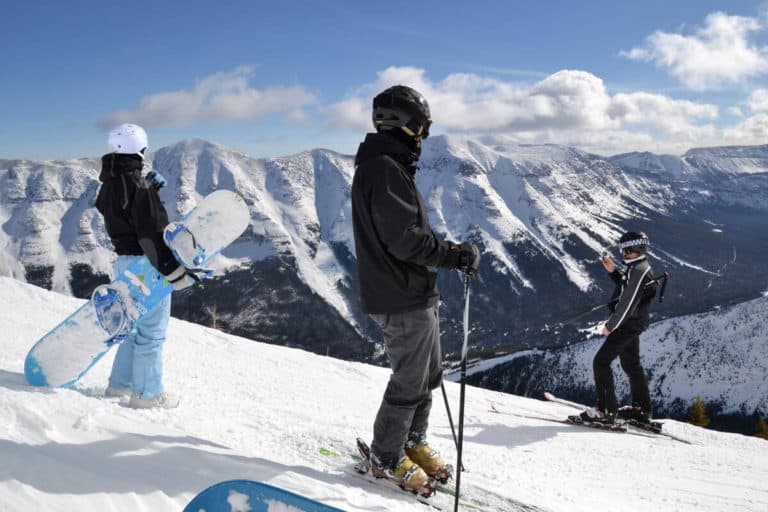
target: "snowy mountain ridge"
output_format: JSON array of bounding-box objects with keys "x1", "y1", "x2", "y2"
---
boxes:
[
  {"x1": 3, "y1": 135, "x2": 767, "y2": 295},
  {"x1": 2, "y1": 136, "x2": 768, "y2": 358},
  {"x1": 1, "y1": 277, "x2": 767, "y2": 512}
]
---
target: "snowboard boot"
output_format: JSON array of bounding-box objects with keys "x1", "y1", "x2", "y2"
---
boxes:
[
  {"x1": 370, "y1": 453, "x2": 431, "y2": 494},
  {"x1": 405, "y1": 440, "x2": 452, "y2": 483},
  {"x1": 128, "y1": 391, "x2": 180, "y2": 409}
]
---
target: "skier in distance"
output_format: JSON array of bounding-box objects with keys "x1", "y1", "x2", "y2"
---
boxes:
[{"x1": 575, "y1": 231, "x2": 657, "y2": 426}]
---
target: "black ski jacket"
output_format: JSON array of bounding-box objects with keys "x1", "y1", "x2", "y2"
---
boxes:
[
  {"x1": 606, "y1": 256, "x2": 656, "y2": 333},
  {"x1": 95, "y1": 153, "x2": 180, "y2": 276},
  {"x1": 351, "y1": 132, "x2": 452, "y2": 314}
]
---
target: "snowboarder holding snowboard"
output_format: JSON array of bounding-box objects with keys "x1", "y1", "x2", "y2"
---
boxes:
[
  {"x1": 576, "y1": 231, "x2": 656, "y2": 426},
  {"x1": 351, "y1": 85, "x2": 480, "y2": 492},
  {"x1": 95, "y1": 123, "x2": 196, "y2": 409}
]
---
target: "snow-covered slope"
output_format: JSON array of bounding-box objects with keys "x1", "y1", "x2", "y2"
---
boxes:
[
  {"x1": 465, "y1": 295, "x2": 768, "y2": 417},
  {"x1": 1, "y1": 278, "x2": 767, "y2": 512}
]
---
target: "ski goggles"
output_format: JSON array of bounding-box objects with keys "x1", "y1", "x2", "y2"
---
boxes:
[{"x1": 617, "y1": 238, "x2": 649, "y2": 251}]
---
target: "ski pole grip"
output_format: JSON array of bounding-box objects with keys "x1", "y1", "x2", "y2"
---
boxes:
[{"x1": 658, "y1": 272, "x2": 669, "y2": 303}]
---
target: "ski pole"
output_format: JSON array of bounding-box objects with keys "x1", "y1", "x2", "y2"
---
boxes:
[
  {"x1": 545, "y1": 272, "x2": 669, "y2": 330},
  {"x1": 440, "y1": 381, "x2": 465, "y2": 472},
  {"x1": 441, "y1": 272, "x2": 671, "y2": 373},
  {"x1": 454, "y1": 274, "x2": 470, "y2": 512}
]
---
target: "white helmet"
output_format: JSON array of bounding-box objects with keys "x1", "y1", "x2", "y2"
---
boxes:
[{"x1": 108, "y1": 123, "x2": 148, "y2": 157}]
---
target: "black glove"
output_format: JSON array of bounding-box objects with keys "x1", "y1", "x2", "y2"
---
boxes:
[{"x1": 443, "y1": 241, "x2": 481, "y2": 277}]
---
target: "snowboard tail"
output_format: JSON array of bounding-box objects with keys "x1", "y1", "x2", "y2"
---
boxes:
[{"x1": 184, "y1": 480, "x2": 344, "y2": 512}]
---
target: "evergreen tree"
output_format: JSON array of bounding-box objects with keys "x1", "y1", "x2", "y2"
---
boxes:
[
  {"x1": 689, "y1": 395, "x2": 710, "y2": 427},
  {"x1": 756, "y1": 417, "x2": 768, "y2": 440}
]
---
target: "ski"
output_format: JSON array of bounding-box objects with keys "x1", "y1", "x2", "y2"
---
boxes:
[
  {"x1": 625, "y1": 418, "x2": 662, "y2": 434},
  {"x1": 353, "y1": 437, "x2": 438, "y2": 499},
  {"x1": 489, "y1": 403, "x2": 636, "y2": 435},
  {"x1": 542, "y1": 392, "x2": 693, "y2": 444},
  {"x1": 488, "y1": 401, "x2": 693, "y2": 442},
  {"x1": 542, "y1": 391, "x2": 586, "y2": 410},
  {"x1": 566, "y1": 413, "x2": 628, "y2": 432},
  {"x1": 318, "y1": 443, "x2": 530, "y2": 511}
]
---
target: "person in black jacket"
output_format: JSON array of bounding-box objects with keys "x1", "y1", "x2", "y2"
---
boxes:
[
  {"x1": 577, "y1": 231, "x2": 656, "y2": 426},
  {"x1": 351, "y1": 85, "x2": 480, "y2": 492},
  {"x1": 95, "y1": 123, "x2": 196, "y2": 409}
]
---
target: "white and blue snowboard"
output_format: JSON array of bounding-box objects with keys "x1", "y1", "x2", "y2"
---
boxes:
[
  {"x1": 184, "y1": 480, "x2": 345, "y2": 512},
  {"x1": 24, "y1": 189, "x2": 251, "y2": 388}
]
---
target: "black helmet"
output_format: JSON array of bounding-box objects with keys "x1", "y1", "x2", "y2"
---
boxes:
[
  {"x1": 618, "y1": 231, "x2": 649, "y2": 254},
  {"x1": 372, "y1": 85, "x2": 432, "y2": 139}
]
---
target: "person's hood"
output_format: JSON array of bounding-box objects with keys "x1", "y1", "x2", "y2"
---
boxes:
[
  {"x1": 99, "y1": 153, "x2": 143, "y2": 182},
  {"x1": 354, "y1": 132, "x2": 419, "y2": 174}
]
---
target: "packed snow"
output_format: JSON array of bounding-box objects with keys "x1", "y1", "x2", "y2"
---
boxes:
[{"x1": 1, "y1": 277, "x2": 767, "y2": 512}]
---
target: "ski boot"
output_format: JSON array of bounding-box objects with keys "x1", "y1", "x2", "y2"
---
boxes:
[
  {"x1": 568, "y1": 408, "x2": 626, "y2": 432},
  {"x1": 617, "y1": 405, "x2": 651, "y2": 422},
  {"x1": 370, "y1": 452, "x2": 432, "y2": 496},
  {"x1": 618, "y1": 405, "x2": 662, "y2": 433},
  {"x1": 405, "y1": 440, "x2": 453, "y2": 483}
]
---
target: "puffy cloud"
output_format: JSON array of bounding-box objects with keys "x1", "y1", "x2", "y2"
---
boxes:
[
  {"x1": 608, "y1": 92, "x2": 718, "y2": 134},
  {"x1": 722, "y1": 113, "x2": 768, "y2": 143},
  {"x1": 322, "y1": 66, "x2": 719, "y2": 154},
  {"x1": 621, "y1": 12, "x2": 768, "y2": 90},
  {"x1": 322, "y1": 98, "x2": 370, "y2": 131},
  {"x1": 100, "y1": 66, "x2": 316, "y2": 128},
  {"x1": 747, "y1": 88, "x2": 768, "y2": 113}
]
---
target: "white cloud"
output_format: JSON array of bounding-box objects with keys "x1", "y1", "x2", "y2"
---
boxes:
[
  {"x1": 608, "y1": 92, "x2": 718, "y2": 134},
  {"x1": 321, "y1": 97, "x2": 370, "y2": 131},
  {"x1": 722, "y1": 113, "x2": 768, "y2": 143},
  {"x1": 99, "y1": 62, "x2": 766, "y2": 156},
  {"x1": 747, "y1": 88, "x2": 768, "y2": 112},
  {"x1": 100, "y1": 66, "x2": 316, "y2": 128},
  {"x1": 621, "y1": 12, "x2": 768, "y2": 90},
  {"x1": 322, "y1": 66, "x2": 720, "y2": 154}
]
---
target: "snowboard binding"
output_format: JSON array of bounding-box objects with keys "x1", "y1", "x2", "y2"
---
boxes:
[
  {"x1": 92, "y1": 285, "x2": 133, "y2": 347},
  {"x1": 164, "y1": 221, "x2": 208, "y2": 268}
]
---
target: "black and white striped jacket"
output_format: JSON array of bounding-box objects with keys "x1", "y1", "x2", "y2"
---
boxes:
[{"x1": 606, "y1": 256, "x2": 656, "y2": 333}]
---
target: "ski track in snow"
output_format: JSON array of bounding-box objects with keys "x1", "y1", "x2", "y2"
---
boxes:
[{"x1": 1, "y1": 277, "x2": 767, "y2": 512}]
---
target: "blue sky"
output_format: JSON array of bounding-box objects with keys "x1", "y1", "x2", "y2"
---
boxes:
[{"x1": 2, "y1": 0, "x2": 768, "y2": 160}]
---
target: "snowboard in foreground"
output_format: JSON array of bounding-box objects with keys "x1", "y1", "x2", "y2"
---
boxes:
[
  {"x1": 24, "y1": 190, "x2": 250, "y2": 388},
  {"x1": 184, "y1": 480, "x2": 344, "y2": 512}
]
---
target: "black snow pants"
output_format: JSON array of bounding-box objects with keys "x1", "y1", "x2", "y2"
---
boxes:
[{"x1": 593, "y1": 327, "x2": 652, "y2": 416}]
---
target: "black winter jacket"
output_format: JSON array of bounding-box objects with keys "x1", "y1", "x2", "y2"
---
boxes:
[
  {"x1": 606, "y1": 256, "x2": 656, "y2": 333},
  {"x1": 95, "y1": 153, "x2": 180, "y2": 276},
  {"x1": 351, "y1": 133, "x2": 452, "y2": 314}
]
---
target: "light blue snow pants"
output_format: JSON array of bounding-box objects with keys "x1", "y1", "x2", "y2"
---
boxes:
[{"x1": 107, "y1": 255, "x2": 171, "y2": 399}]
